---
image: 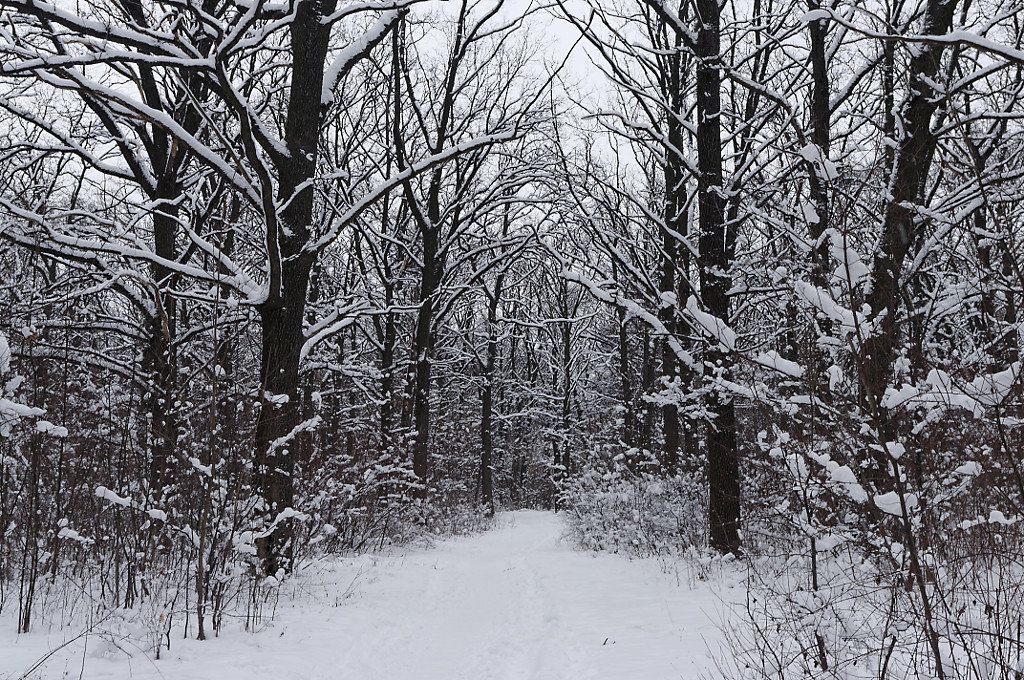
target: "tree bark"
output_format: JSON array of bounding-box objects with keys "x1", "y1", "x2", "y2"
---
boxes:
[
  {"x1": 694, "y1": 0, "x2": 741, "y2": 554},
  {"x1": 616, "y1": 305, "x2": 634, "y2": 448},
  {"x1": 805, "y1": 0, "x2": 832, "y2": 281},
  {"x1": 146, "y1": 200, "x2": 179, "y2": 504},
  {"x1": 639, "y1": 325, "x2": 655, "y2": 454},
  {"x1": 659, "y1": 27, "x2": 689, "y2": 472},
  {"x1": 381, "y1": 284, "x2": 397, "y2": 441},
  {"x1": 479, "y1": 277, "x2": 503, "y2": 517},
  {"x1": 859, "y1": 0, "x2": 958, "y2": 420},
  {"x1": 254, "y1": 257, "x2": 314, "y2": 576},
  {"x1": 411, "y1": 223, "x2": 440, "y2": 486},
  {"x1": 254, "y1": 0, "x2": 337, "y2": 575},
  {"x1": 856, "y1": 7, "x2": 959, "y2": 673},
  {"x1": 659, "y1": 228, "x2": 681, "y2": 468}
]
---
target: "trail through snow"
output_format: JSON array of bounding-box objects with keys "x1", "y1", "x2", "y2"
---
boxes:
[{"x1": 1, "y1": 511, "x2": 733, "y2": 680}]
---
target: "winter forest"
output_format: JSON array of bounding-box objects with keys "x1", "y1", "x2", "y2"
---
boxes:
[{"x1": 0, "y1": 0, "x2": 1022, "y2": 676}]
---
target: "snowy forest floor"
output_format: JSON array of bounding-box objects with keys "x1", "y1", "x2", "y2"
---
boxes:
[{"x1": 0, "y1": 511, "x2": 737, "y2": 680}]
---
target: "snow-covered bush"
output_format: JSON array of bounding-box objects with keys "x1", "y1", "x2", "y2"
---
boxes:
[
  {"x1": 0, "y1": 331, "x2": 42, "y2": 438},
  {"x1": 719, "y1": 396, "x2": 1024, "y2": 679},
  {"x1": 561, "y1": 460, "x2": 706, "y2": 557},
  {"x1": 720, "y1": 524, "x2": 1024, "y2": 679}
]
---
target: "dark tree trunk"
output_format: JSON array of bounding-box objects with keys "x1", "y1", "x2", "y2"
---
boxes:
[
  {"x1": 479, "y1": 277, "x2": 503, "y2": 517},
  {"x1": 859, "y1": 0, "x2": 958, "y2": 420},
  {"x1": 560, "y1": 303, "x2": 572, "y2": 472},
  {"x1": 659, "y1": 31, "x2": 689, "y2": 472},
  {"x1": 659, "y1": 228, "x2": 680, "y2": 468},
  {"x1": 805, "y1": 0, "x2": 832, "y2": 280},
  {"x1": 882, "y1": 23, "x2": 897, "y2": 173},
  {"x1": 694, "y1": 0, "x2": 741, "y2": 554},
  {"x1": 480, "y1": 372, "x2": 495, "y2": 515},
  {"x1": 381, "y1": 285, "x2": 397, "y2": 441},
  {"x1": 392, "y1": 13, "x2": 457, "y2": 490},
  {"x1": 411, "y1": 224, "x2": 439, "y2": 486},
  {"x1": 253, "y1": 0, "x2": 337, "y2": 575},
  {"x1": 639, "y1": 325, "x2": 655, "y2": 453},
  {"x1": 146, "y1": 201, "x2": 179, "y2": 504},
  {"x1": 616, "y1": 305, "x2": 634, "y2": 448},
  {"x1": 856, "y1": 5, "x2": 959, "y2": 673},
  {"x1": 254, "y1": 256, "x2": 314, "y2": 576}
]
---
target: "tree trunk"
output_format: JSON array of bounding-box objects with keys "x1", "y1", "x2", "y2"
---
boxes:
[
  {"x1": 856, "y1": 6, "x2": 959, "y2": 673},
  {"x1": 560, "y1": 304, "x2": 572, "y2": 472},
  {"x1": 146, "y1": 201, "x2": 179, "y2": 504},
  {"x1": 381, "y1": 285, "x2": 397, "y2": 442},
  {"x1": 695, "y1": 0, "x2": 741, "y2": 554},
  {"x1": 805, "y1": 0, "x2": 831, "y2": 280},
  {"x1": 253, "y1": 0, "x2": 337, "y2": 575},
  {"x1": 479, "y1": 279, "x2": 503, "y2": 517},
  {"x1": 859, "y1": 0, "x2": 958, "y2": 420},
  {"x1": 659, "y1": 228, "x2": 681, "y2": 469},
  {"x1": 616, "y1": 305, "x2": 634, "y2": 448},
  {"x1": 412, "y1": 224, "x2": 439, "y2": 486},
  {"x1": 660, "y1": 33, "x2": 689, "y2": 472},
  {"x1": 254, "y1": 256, "x2": 313, "y2": 576},
  {"x1": 639, "y1": 325, "x2": 655, "y2": 454}
]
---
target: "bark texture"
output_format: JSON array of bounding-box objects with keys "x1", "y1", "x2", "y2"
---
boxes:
[{"x1": 694, "y1": 0, "x2": 741, "y2": 554}]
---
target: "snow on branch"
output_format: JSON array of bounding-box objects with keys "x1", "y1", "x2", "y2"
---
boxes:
[
  {"x1": 0, "y1": 332, "x2": 9, "y2": 375},
  {"x1": 801, "y1": 8, "x2": 1024, "y2": 66},
  {"x1": 684, "y1": 295, "x2": 738, "y2": 352},
  {"x1": 321, "y1": 11, "x2": 401, "y2": 107}
]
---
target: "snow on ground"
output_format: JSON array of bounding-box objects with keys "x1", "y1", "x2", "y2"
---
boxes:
[{"x1": 1, "y1": 511, "x2": 736, "y2": 680}]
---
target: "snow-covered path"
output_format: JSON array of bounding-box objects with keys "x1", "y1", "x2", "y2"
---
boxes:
[{"x1": 1, "y1": 511, "x2": 731, "y2": 680}]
